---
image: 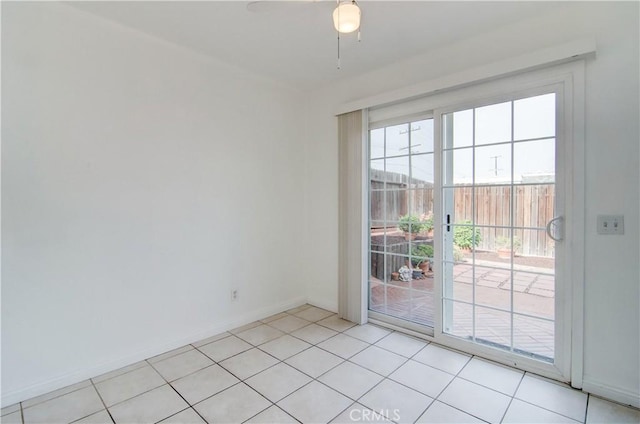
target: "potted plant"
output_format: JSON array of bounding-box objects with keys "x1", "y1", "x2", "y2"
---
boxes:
[
  {"x1": 421, "y1": 214, "x2": 434, "y2": 238},
  {"x1": 410, "y1": 244, "x2": 434, "y2": 272},
  {"x1": 453, "y1": 220, "x2": 482, "y2": 251},
  {"x1": 495, "y1": 235, "x2": 522, "y2": 259},
  {"x1": 398, "y1": 214, "x2": 425, "y2": 240}
]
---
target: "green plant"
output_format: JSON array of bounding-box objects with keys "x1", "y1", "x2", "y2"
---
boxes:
[
  {"x1": 398, "y1": 214, "x2": 425, "y2": 234},
  {"x1": 495, "y1": 235, "x2": 522, "y2": 250},
  {"x1": 423, "y1": 216, "x2": 434, "y2": 232},
  {"x1": 409, "y1": 244, "x2": 434, "y2": 266},
  {"x1": 453, "y1": 220, "x2": 482, "y2": 249},
  {"x1": 415, "y1": 244, "x2": 434, "y2": 258}
]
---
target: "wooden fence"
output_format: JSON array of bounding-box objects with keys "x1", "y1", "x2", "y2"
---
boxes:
[
  {"x1": 370, "y1": 168, "x2": 434, "y2": 224},
  {"x1": 370, "y1": 181, "x2": 555, "y2": 257},
  {"x1": 456, "y1": 185, "x2": 555, "y2": 257}
]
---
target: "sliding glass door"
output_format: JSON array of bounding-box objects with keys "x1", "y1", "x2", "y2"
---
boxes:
[
  {"x1": 366, "y1": 80, "x2": 572, "y2": 378},
  {"x1": 368, "y1": 118, "x2": 435, "y2": 328}
]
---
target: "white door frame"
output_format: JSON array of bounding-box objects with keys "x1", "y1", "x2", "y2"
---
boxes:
[{"x1": 363, "y1": 61, "x2": 585, "y2": 387}]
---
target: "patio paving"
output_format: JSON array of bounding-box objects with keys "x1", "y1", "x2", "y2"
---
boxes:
[{"x1": 370, "y1": 261, "x2": 555, "y2": 360}]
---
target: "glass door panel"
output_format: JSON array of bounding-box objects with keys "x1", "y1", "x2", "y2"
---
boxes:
[
  {"x1": 441, "y1": 93, "x2": 558, "y2": 363},
  {"x1": 368, "y1": 119, "x2": 435, "y2": 327}
]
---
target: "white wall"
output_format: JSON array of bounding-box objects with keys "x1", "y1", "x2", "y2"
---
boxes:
[
  {"x1": 304, "y1": 3, "x2": 639, "y2": 406},
  {"x1": 1, "y1": 2, "x2": 306, "y2": 405}
]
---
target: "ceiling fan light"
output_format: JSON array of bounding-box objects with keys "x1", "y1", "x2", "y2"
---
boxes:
[{"x1": 333, "y1": 2, "x2": 361, "y2": 34}]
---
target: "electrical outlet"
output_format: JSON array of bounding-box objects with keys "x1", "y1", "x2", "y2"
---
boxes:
[
  {"x1": 597, "y1": 215, "x2": 624, "y2": 235},
  {"x1": 231, "y1": 289, "x2": 238, "y2": 301}
]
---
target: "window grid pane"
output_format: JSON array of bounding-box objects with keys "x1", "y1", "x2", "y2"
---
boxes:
[{"x1": 442, "y1": 92, "x2": 556, "y2": 363}]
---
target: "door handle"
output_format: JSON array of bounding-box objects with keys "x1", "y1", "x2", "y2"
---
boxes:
[{"x1": 546, "y1": 216, "x2": 564, "y2": 242}]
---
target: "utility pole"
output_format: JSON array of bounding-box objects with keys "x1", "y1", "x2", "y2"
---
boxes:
[{"x1": 490, "y1": 155, "x2": 502, "y2": 176}]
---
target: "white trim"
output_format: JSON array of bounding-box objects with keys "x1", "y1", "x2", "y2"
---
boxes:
[
  {"x1": 359, "y1": 109, "x2": 370, "y2": 325},
  {"x1": 368, "y1": 311, "x2": 434, "y2": 337},
  {"x1": 436, "y1": 333, "x2": 568, "y2": 381},
  {"x1": 0, "y1": 296, "x2": 308, "y2": 407},
  {"x1": 568, "y1": 63, "x2": 586, "y2": 390},
  {"x1": 433, "y1": 110, "x2": 444, "y2": 342},
  {"x1": 337, "y1": 38, "x2": 596, "y2": 116},
  {"x1": 369, "y1": 111, "x2": 434, "y2": 129},
  {"x1": 307, "y1": 298, "x2": 338, "y2": 314},
  {"x1": 368, "y1": 317, "x2": 433, "y2": 341},
  {"x1": 556, "y1": 79, "x2": 573, "y2": 383},
  {"x1": 582, "y1": 378, "x2": 640, "y2": 409}
]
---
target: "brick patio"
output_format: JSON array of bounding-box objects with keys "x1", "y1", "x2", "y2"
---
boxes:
[{"x1": 370, "y1": 260, "x2": 555, "y2": 360}]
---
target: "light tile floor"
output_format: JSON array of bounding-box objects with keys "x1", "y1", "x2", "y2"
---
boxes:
[{"x1": 3, "y1": 304, "x2": 639, "y2": 424}]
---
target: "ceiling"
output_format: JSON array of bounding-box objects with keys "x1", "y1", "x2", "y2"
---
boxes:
[{"x1": 68, "y1": 1, "x2": 565, "y2": 91}]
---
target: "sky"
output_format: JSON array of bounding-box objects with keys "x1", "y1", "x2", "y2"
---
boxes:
[{"x1": 370, "y1": 93, "x2": 556, "y2": 185}]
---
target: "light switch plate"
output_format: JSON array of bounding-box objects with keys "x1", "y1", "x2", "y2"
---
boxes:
[{"x1": 597, "y1": 215, "x2": 624, "y2": 235}]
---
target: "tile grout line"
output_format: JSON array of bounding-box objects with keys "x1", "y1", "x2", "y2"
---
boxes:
[
  {"x1": 244, "y1": 319, "x2": 372, "y2": 421},
  {"x1": 314, "y1": 341, "x2": 369, "y2": 362},
  {"x1": 348, "y1": 377, "x2": 401, "y2": 422},
  {"x1": 241, "y1": 318, "x2": 369, "y2": 409},
  {"x1": 496, "y1": 369, "x2": 526, "y2": 424},
  {"x1": 87, "y1": 379, "x2": 116, "y2": 424},
  {"x1": 219, "y1": 350, "x2": 282, "y2": 382},
  {"x1": 90, "y1": 357, "x2": 210, "y2": 415},
  {"x1": 513, "y1": 393, "x2": 586, "y2": 423},
  {"x1": 347, "y1": 348, "x2": 410, "y2": 381},
  {"x1": 148, "y1": 345, "x2": 196, "y2": 365},
  {"x1": 583, "y1": 394, "x2": 590, "y2": 424},
  {"x1": 179, "y1": 336, "x2": 286, "y2": 418},
  {"x1": 18, "y1": 381, "x2": 92, "y2": 412},
  {"x1": 322, "y1": 400, "x2": 357, "y2": 424},
  {"x1": 166, "y1": 390, "x2": 210, "y2": 424},
  {"x1": 189, "y1": 331, "x2": 232, "y2": 349},
  {"x1": 156, "y1": 361, "x2": 218, "y2": 387},
  {"x1": 512, "y1": 372, "x2": 587, "y2": 423},
  {"x1": 254, "y1": 338, "x2": 315, "y2": 362},
  {"x1": 407, "y1": 352, "x2": 477, "y2": 423},
  {"x1": 94, "y1": 364, "x2": 166, "y2": 411},
  {"x1": 241, "y1": 403, "x2": 301, "y2": 424},
  {"x1": 91, "y1": 361, "x2": 148, "y2": 386},
  {"x1": 283, "y1": 322, "x2": 342, "y2": 345},
  {"x1": 327, "y1": 344, "x2": 415, "y2": 422},
  {"x1": 160, "y1": 406, "x2": 203, "y2": 424},
  {"x1": 146, "y1": 354, "x2": 212, "y2": 424}
]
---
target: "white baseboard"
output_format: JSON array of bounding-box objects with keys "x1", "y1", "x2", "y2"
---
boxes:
[
  {"x1": 307, "y1": 297, "x2": 338, "y2": 314},
  {"x1": 582, "y1": 377, "x2": 640, "y2": 409},
  {"x1": 1, "y1": 296, "x2": 307, "y2": 407}
]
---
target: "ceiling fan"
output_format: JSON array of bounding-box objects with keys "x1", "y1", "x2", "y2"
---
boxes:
[{"x1": 246, "y1": 0, "x2": 362, "y2": 68}]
